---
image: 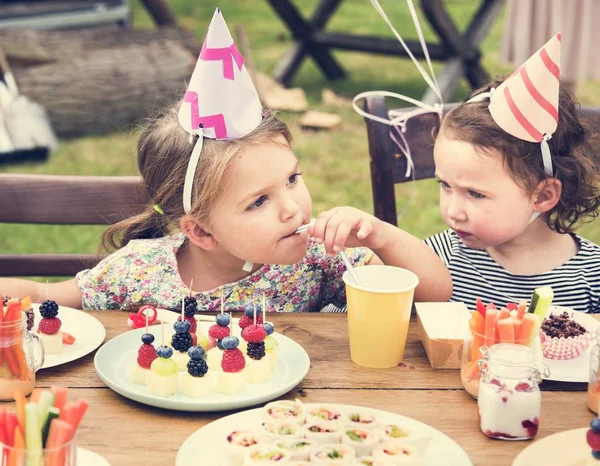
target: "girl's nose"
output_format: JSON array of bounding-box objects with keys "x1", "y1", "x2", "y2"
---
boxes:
[
  {"x1": 280, "y1": 195, "x2": 301, "y2": 221},
  {"x1": 446, "y1": 195, "x2": 467, "y2": 222}
]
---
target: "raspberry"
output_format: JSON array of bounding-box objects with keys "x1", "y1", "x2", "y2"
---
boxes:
[
  {"x1": 247, "y1": 342, "x2": 266, "y2": 360},
  {"x1": 171, "y1": 332, "x2": 193, "y2": 352},
  {"x1": 587, "y1": 430, "x2": 600, "y2": 451},
  {"x1": 242, "y1": 325, "x2": 267, "y2": 343},
  {"x1": 515, "y1": 383, "x2": 533, "y2": 392},
  {"x1": 208, "y1": 324, "x2": 230, "y2": 340},
  {"x1": 38, "y1": 317, "x2": 62, "y2": 335},
  {"x1": 177, "y1": 315, "x2": 197, "y2": 334},
  {"x1": 221, "y1": 348, "x2": 246, "y2": 372},
  {"x1": 187, "y1": 358, "x2": 208, "y2": 377},
  {"x1": 39, "y1": 300, "x2": 59, "y2": 318},
  {"x1": 137, "y1": 344, "x2": 157, "y2": 369},
  {"x1": 239, "y1": 315, "x2": 263, "y2": 330}
]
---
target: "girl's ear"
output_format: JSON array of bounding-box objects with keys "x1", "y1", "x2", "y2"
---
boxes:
[
  {"x1": 180, "y1": 216, "x2": 219, "y2": 250},
  {"x1": 532, "y1": 178, "x2": 562, "y2": 213}
]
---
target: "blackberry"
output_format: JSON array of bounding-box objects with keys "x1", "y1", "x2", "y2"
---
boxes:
[
  {"x1": 187, "y1": 358, "x2": 208, "y2": 377},
  {"x1": 247, "y1": 342, "x2": 266, "y2": 360},
  {"x1": 39, "y1": 300, "x2": 59, "y2": 318},
  {"x1": 171, "y1": 332, "x2": 193, "y2": 352},
  {"x1": 180, "y1": 296, "x2": 198, "y2": 317},
  {"x1": 26, "y1": 309, "x2": 34, "y2": 331}
]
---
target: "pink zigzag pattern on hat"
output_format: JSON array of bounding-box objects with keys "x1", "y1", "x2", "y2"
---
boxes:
[
  {"x1": 200, "y1": 38, "x2": 245, "y2": 81},
  {"x1": 183, "y1": 91, "x2": 228, "y2": 139}
]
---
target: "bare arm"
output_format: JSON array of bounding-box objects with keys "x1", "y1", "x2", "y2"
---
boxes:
[
  {"x1": 368, "y1": 223, "x2": 452, "y2": 303},
  {"x1": 0, "y1": 278, "x2": 83, "y2": 309}
]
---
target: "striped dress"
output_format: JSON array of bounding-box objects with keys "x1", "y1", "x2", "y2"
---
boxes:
[{"x1": 425, "y1": 229, "x2": 600, "y2": 313}]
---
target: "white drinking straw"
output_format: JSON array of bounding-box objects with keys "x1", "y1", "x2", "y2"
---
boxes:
[{"x1": 339, "y1": 251, "x2": 362, "y2": 286}]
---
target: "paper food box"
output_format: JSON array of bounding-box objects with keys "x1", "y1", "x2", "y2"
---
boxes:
[{"x1": 416, "y1": 302, "x2": 470, "y2": 370}]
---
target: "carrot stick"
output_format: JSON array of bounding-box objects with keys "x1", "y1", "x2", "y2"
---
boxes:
[
  {"x1": 484, "y1": 308, "x2": 498, "y2": 347},
  {"x1": 46, "y1": 419, "x2": 74, "y2": 466},
  {"x1": 30, "y1": 388, "x2": 43, "y2": 403},
  {"x1": 497, "y1": 319, "x2": 515, "y2": 344},
  {"x1": 469, "y1": 319, "x2": 484, "y2": 362},
  {"x1": 5, "y1": 413, "x2": 17, "y2": 447},
  {"x1": 516, "y1": 314, "x2": 538, "y2": 345},
  {"x1": 51, "y1": 387, "x2": 68, "y2": 412},
  {"x1": 8, "y1": 425, "x2": 24, "y2": 466},
  {"x1": 4, "y1": 349, "x2": 19, "y2": 378},
  {"x1": 498, "y1": 308, "x2": 510, "y2": 320},
  {"x1": 512, "y1": 318, "x2": 522, "y2": 339},
  {"x1": 517, "y1": 299, "x2": 528, "y2": 320},
  {"x1": 13, "y1": 391, "x2": 26, "y2": 433},
  {"x1": 71, "y1": 399, "x2": 88, "y2": 431}
]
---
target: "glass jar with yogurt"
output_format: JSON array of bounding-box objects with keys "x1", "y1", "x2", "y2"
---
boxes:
[{"x1": 477, "y1": 343, "x2": 549, "y2": 441}]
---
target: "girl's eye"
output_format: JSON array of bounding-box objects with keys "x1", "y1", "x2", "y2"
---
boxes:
[
  {"x1": 469, "y1": 190, "x2": 485, "y2": 199},
  {"x1": 437, "y1": 180, "x2": 451, "y2": 190},
  {"x1": 248, "y1": 195, "x2": 268, "y2": 210},
  {"x1": 287, "y1": 172, "x2": 302, "y2": 185}
]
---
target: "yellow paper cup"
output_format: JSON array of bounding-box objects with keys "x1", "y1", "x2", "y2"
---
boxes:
[{"x1": 343, "y1": 265, "x2": 419, "y2": 368}]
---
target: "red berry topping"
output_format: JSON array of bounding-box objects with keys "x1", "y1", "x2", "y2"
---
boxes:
[
  {"x1": 221, "y1": 348, "x2": 246, "y2": 372},
  {"x1": 515, "y1": 382, "x2": 533, "y2": 392},
  {"x1": 242, "y1": 325, "x2": 267, "y2": 343},
  {"x1": 38, "y1": 317, "x2": 62, "y2": 335},
  {"x1": 208, "y1": 324, "x2": 230, "y2": 339},
  {"x1": 587, "y1": 429, "x2": 600, "y2": 451},
  {"x1": 179, "y1": 315, "x2": 197, "y2": 334},
  {"x1": 137, "y1": 344, "x2": 157, "y2": 369},
  {"x1": 239, "y1": 315, "x2": 263, "y2": 329}
]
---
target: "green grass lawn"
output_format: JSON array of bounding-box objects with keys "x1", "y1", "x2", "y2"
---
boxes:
[{"x1": 1, "y1": 0, "x2": 598, "y2": 271}]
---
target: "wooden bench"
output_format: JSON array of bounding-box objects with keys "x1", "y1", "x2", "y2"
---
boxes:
[
  {"x1": 0, "y1": 174, "x2": 146, "y2": 276},
  {"x1": 363, "y1": 95, "x2": 600, "y2": 226}
]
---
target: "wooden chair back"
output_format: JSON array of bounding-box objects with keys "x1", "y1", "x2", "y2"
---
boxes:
[
  {"x1": 363, "y1": 95, "x2": 600, "y2": 226},
  {"x1": 0, "y1": 174, "x2": 147, "y2": 276}
]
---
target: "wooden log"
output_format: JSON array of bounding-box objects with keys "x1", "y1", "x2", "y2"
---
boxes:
[{"x1": 0, "y1": 27, "x2": 198, "y2": 137}]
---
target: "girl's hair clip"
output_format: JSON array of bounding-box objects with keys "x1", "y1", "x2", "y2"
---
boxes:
[{"x1": 152, "y1": 204, "x2": 165, "y2": 215}]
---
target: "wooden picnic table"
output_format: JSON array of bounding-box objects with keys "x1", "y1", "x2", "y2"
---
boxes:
[{"x1": 15, "y1": 311, "x2": 595, "y2": 465}]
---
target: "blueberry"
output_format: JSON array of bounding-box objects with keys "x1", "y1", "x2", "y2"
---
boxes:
[
  {"x1": 591, "y1": 418, "x2": 600, "y2": 434},
  {"x1": 174, "y1": 319, "x2": 191, "y2": 334},
  {"x1": 216, "y1": 313, "x2": 230, "y2": 327},
  {"x1": 263, "y1": 323, "x2": 274, "y2": 336},
  {"x1": 187, "y1": 345, "x2": 205, "y2": 360},
  {"x1": 221, "y1": 336, "x2": 239, "y2": 349},
  {"x1": 141, "y1": 333, "x2": 155, "y2": 344},
  {"x1": 216, "y1": 339, "x2": 224, "y2": 350},
  {"x1": 156, "y1": 345, "x2": 173, "y2": 358},
  {"x1": 593, "y1": 451, "x2": 600, "y2": 460},
  {"x1": 244, "y1": 305, "x2": 255, "y2": 318}
]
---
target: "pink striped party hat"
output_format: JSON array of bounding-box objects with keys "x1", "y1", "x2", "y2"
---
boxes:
[
  {"x1": 178, "y1": 8, "x2": 262, "y2": 214},
  {"x1": 470, "y1": 33, "x2": 561, "y2": 176}
]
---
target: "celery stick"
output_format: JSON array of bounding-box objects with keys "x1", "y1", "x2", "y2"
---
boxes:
[
  {"x1": 41, "y1": 407, "x2": 60, "y2": 448},
  {"x1": 36, "y1": 391, "x2": 55, "y2": 429},
  {"x1": 25, "y1": 402, "x2": 43, "y2": 466}
]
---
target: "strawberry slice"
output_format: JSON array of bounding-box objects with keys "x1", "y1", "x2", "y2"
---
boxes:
[{"x1": 62, "y1": 332, "x2": 76, "y2": 345}]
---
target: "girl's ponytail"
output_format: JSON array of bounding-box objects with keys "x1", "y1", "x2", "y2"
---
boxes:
[{"x1": 102, "y1": 205, "x2": 170, "y2": 252}]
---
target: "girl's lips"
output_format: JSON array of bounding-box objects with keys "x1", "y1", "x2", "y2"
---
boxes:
[{"x1": 454, "y1": 229, "x2": 472, "y2": 239}]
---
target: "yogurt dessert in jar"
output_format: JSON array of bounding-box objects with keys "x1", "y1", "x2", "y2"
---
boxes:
[{"x1": 477, "y1": 343, "x2": 549, "y2": 440}]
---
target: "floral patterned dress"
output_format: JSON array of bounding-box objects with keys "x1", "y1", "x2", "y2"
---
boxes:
[{"x1": 76, "y1": 234, "x2": 373, "y2": 312}]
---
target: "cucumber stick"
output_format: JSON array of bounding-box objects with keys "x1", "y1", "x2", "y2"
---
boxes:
[
  {"x1": 527, "y1": 286, "x2": 554, "y2": 318},
  {"x1": 41, "y1": 407, "x2": 60, "y2": 448},
  {"x1": 36, "y1": 391, "x2": 55, "y2": 430},
  {"x1": 25, "y1": 402, "x2": 43, "y2": 466}
]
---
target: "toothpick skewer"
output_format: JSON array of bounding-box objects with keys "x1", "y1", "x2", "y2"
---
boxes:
[
  {"x1": 145, "y1": 311, "x2": 149, "y2": 334},
  {"x1": 181, "y1": 298, "x2": 185, "y2": 321},
  {"x1": 221, "y1": 294, "x2": 224, "y2": 315},
  {"x1": 161, "y1": 320, "x2": 165, "y2": 346},
  {"x1": 188, "y1": 278, "x2": 194, "y2": 297},
  {"x1": 253, "y1": 301, "x2": 256, "y2": 326},
  {"x1": 46, "y1": 280, "x2": 49, "y2": 300},
  {"x1": 262, "y1": 293, "x2": 266, "y2": 318}
]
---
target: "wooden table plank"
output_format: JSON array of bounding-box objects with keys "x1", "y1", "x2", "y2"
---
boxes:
[
  {"x1": 2, "y1": 387, "x2": 589, "y2": 466},
  {"x1": 38, "y1": 311, "x2": 589, "y2": 392}
]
